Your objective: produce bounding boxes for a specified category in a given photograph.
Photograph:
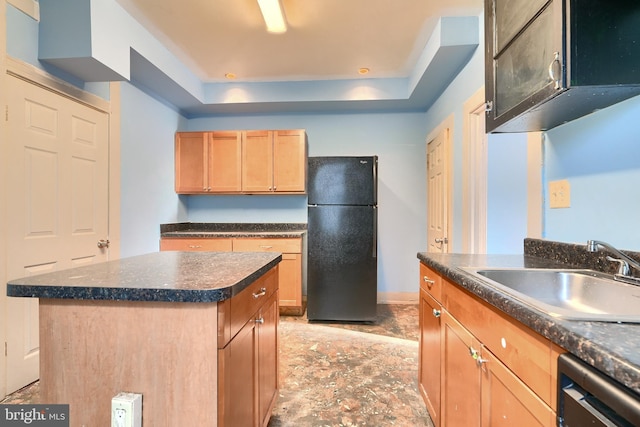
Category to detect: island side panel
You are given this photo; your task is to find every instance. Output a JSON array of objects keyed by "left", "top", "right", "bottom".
[{"left": 39, "top": 299, "right": 219, "bottom": 426}]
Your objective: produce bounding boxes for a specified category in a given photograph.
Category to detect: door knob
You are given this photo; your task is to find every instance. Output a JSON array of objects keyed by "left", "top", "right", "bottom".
[{"left": 97, "top": 239, "right": 110, "bottom": 249}]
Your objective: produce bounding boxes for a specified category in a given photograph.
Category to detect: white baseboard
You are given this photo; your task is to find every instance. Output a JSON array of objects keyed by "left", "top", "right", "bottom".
[{"left": 377, "top": 292, "right": 419, "bottom": 304}]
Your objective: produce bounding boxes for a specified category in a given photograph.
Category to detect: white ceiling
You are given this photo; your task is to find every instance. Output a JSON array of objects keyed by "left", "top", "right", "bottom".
[{"left": 114, "top": 0, "right": 483, "bottom": 84}]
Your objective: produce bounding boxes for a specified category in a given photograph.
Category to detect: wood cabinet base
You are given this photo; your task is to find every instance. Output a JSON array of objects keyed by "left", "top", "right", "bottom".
[{"left": 40, "top": 299, "right": 219, "bottom": 426}]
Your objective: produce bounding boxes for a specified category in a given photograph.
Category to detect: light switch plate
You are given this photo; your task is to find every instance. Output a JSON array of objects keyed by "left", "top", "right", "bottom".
[{"left": 549, "top": 179, "right": 571, "bottom": 208}]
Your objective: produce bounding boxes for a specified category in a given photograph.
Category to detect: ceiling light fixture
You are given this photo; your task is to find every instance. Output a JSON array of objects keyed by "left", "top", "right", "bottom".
[
  {"left": 257, "top": 0, "right": 287, "bottom": 34},
  {"left": 358, "top": 68, "right": 370, "bottom": 75}
]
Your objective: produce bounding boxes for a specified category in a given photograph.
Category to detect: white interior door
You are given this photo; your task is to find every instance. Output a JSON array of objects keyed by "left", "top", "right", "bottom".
[
  {"left": 427, "top": 125, "right": 450, "bottom": 253},
  {"left": 6, "top": 74, "right": 110, "bottom": 393},
  {"left": 462, "top": 88, "right": 488, "bottom": 253}
]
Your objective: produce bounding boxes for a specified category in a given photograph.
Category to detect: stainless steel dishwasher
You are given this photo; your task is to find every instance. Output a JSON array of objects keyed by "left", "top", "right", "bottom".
[{"left": 558, "top": 353, "right": 640, "bottom": 426}]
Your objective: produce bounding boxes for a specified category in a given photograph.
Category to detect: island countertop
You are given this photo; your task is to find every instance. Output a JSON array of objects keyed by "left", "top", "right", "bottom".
[{"left": 7, "top": 251, "right": 282, "bottom": 303}]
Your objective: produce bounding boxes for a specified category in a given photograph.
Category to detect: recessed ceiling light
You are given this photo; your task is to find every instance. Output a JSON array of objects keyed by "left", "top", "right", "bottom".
[
  {"left": 225, "top": 73, "right": 236, "bottom": 80},
  {"left": 358, "top": 68, "right": 370, "bottom": 75}
]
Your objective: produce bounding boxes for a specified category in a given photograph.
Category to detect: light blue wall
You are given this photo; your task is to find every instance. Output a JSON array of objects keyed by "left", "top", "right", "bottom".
[
  {"left": 6, "top": 3, "right": 110, "bottom": 99},
  {"left": 187, "top": 113, "right": 428, "bottom": 295},
  {"left": 486, "top": 133, "right": 529, "bottom": 253},
  {"left": 543, "top": 95, "right": 640, "bottom": 251},
  {"left": 119, "top": 83, "right": 189, "bottom": 257},
  {"left": 422, "top": 12, "right": 529, "bottom": 254}
]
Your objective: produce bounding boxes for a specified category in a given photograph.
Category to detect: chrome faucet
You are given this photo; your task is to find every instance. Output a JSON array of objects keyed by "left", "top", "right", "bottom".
[{"left": 587, "top": 240, "right": 640, "bottom": 285}]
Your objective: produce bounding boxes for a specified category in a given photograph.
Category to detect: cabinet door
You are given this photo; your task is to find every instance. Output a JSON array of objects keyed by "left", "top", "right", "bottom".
[
  {"left": 257, "top": 291, "right": 279, "bottom": 427},
  {"left": 441, "top": 310, "right": 481, "bottom": 427},
  {"left": 481, "top": 349, "right": 555, "bottom": 427},
  {"left": 278, "top": 253, "right": 302, "bottom": 310},
  {"left": 210, "top": 131, "right": 242, "bottom": 192},
  {"left": 273, "top": 130, "right": 306, "bottom": 192},
  {"left": 175, "top": 132, "right": 208, "bottom": 193},
  {"left": 219, "top": 319, "right": 259, "bottom": 427},
  {"left": 485, "top": 0, "right": 563, "bottom": 130},
  {"left": 242, "top": 130, "right": 273, "bottom": 192},
  {"left": 419, "top": 288, "right": 442, "bottom": 426}
]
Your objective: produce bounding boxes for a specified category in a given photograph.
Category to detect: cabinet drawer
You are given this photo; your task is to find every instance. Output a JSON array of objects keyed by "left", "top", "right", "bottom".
[
  {"left": 442, "top": 279, "right": 556, "bottom": 409},
  {"left": 160, "top": 238, "right": 232, "bottom": 252},
  {"left": 218, "top": 265, "right": 279, "bottom": 348},
  {"left": 233, "top": 238, "right": 301, "bottom": 254},
  {"left": 420, "top": 263, "right": 442, "bottom": 302}
]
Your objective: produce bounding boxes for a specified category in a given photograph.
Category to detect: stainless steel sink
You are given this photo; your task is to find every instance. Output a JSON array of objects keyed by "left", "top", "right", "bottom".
[{"left": 459, "top": 267, "right": 640, "bottom": 322}]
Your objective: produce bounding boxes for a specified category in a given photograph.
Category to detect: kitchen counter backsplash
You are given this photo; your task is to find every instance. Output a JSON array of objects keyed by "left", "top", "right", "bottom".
[{"left": 524, "top": 238, "right": 640, "bottom": 275}]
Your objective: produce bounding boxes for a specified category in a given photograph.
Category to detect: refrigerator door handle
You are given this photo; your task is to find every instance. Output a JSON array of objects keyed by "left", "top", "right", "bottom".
[{"left": 373, "top": 206, "right": 377, "bottom": 258}]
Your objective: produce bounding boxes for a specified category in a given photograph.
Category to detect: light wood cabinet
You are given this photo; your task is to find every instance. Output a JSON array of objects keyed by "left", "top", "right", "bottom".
[
  {"left": 175, "top": 129, "right": 306, "bottom": 195},
  {"left": 175, "top": 131, "right": 242, "bottom": 194},
  {"left": 418, "top": 262, "right": 561, "bottom": 427},
  {"left": 218, "top": 267, "right": 279, "bottom": 427},
  {"left": 159, "top": 237, "right": 232, "bottom": 252},
  {"left": 441, "top": 310, "right": 482, "bottom": 427},
  {"left": 161, "top": 236, "right": 304, "bottom": 315},
  {"left": 242, "top": 130, "right": 306, "bottom": 193},
  {"left": 418, "top": 264, "right": 442, "bottom": 426}
]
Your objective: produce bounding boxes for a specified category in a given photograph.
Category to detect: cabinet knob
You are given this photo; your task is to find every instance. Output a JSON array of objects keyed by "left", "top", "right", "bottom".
[
  {"left": 252, "top": 287, "right": 267, "bottom": 299},
  {"left": 432, "top": 308, "right": 441, "bottom": 318},
  {"left": 255, "top": 317, "right": 265, "bottom": 324},
  {"left": 469, "top": 346, "right": 489, "bottom": 366}
]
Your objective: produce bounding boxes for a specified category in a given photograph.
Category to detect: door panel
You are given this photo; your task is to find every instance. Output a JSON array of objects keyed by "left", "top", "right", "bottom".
[
  {"left": 6, "top": 75, "right": 109, "bottom": 394},
  {"left": 427, "top": 127, "right": 449, "bottom": 253}
]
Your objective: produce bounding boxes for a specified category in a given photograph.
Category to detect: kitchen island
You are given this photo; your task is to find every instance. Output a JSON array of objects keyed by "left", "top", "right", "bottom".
[{"left": 7, "top": 251, "right": 282, "bottom": 427}]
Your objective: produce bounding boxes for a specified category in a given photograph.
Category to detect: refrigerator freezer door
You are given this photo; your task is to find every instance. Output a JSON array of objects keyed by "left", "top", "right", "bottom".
[
  {"left": 307, "top": 156, "right": 377, "bottom": 206},
  {"left": 307, "top": 205, "right": 377, "bottom": 322}
]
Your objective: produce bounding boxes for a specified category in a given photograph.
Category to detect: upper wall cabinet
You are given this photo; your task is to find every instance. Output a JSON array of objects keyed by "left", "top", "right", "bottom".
[
  {"left": 485, "top": 0, "right": 640, "bottom": 133},
  {"left": 242, "top": 130, "right": 307, "bottom": 193},
  {"left": 175, "top": 131, "right": 242, "bottom": 193},
  {"left": 175, "top": 129, "right": 306, "bottom": 195}
]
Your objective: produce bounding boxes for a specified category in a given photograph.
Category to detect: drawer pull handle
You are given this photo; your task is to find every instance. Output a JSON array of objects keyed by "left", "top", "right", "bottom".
[
  {"left": 260, "top": 245, "right": 273, "bottom": 249},
  {"left": 423, "top": 276, "right": 435, "bottom": 287},
  {"left": 188, "top": 245, "right": 202, "bottom": 248},
  {"left": 253, "top": 287, "right": 267, "bottom": 299},
  {"left": 432, "top": 308, "right": 441, "bottom": 318},
  {"left": 255, "top": 317, "right": 265, "bottom": 324}
]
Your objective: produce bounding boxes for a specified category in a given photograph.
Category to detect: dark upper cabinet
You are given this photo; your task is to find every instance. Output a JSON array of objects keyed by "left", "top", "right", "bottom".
[{"left": 485, "top": 0, "right": 640, "bottom": 133}]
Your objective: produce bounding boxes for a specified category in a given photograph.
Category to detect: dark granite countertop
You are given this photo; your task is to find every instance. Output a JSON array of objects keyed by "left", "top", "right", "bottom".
[
  {"left": 417, "top": 241, "right": 640, "bottom": 396},
  {"left": 160, "top": 222, "right": 307, "bottom": 239},
  {"left": 7, "top": 251, "right": 281, "bottom": 303}
]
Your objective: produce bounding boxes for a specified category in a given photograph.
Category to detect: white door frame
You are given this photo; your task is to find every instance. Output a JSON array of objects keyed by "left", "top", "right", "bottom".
[
  {"left": 426, "top": 114, "right": 454, "bottom": 253},
  {"left": 1, "top": 55, "right": 121, "bottom": 398},
  {"left": 1, "top": 0, "right": 9, "bottom": 400},
  {"left": 462, "top": 87, "right": 488, "bottom": 253}
]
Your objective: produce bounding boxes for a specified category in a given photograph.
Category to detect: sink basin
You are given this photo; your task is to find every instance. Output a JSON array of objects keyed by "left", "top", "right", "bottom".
[{"left": 459, "top": 267, "right": 640, "bottom": 323}]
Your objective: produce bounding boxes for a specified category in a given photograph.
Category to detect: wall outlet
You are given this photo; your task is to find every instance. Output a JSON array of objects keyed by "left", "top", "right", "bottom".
[
  {"left": 549, "top": 179, "right": 571, "bottom": 209},
  {"left": 112, "top": 392, "right": 142, "bottom": 427}
]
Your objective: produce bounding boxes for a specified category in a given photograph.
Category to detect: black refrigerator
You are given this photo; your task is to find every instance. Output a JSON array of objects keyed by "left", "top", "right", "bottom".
[{"left": 307, "top": 156, "right": 378, "bottom": 322}]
